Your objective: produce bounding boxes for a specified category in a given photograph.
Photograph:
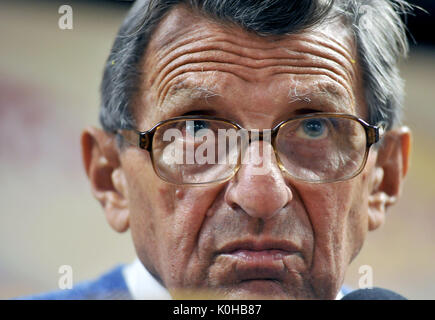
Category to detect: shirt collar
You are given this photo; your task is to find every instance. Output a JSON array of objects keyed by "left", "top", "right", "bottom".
[{"left": 122, "top": 258, "right": 171, "bottom": 300}]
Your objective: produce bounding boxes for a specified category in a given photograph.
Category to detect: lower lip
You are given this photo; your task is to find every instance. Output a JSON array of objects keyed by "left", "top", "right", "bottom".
[{"left": 218, "top": 250, "right": 301, "bottom": 284}]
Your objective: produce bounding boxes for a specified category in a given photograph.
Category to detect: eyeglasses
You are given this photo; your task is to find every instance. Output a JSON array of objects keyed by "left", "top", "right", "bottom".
[{"left": 116, "top": 113, "right": 386, "bottom": 185}]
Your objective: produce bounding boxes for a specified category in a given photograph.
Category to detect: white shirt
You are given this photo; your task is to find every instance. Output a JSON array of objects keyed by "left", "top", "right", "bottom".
[
  {"left": 122, "top": 259, "right": 172, "bottom": 300},
  {"left": 123, "top": 258, "right": 345, "bottom": 300}
]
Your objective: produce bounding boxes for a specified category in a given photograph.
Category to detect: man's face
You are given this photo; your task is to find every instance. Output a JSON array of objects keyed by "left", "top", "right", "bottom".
[{"left": 98, "top": 6, "right": 396, "bottom": 299}]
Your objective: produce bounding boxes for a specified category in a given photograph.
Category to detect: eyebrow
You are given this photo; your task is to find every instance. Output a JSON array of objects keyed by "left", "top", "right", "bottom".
[
  {"left": 289, "top": 80, "right": 341, "bottom": 102},
  {"left": 159, "top": 82, "right": 221, "bottom": 109},
  {"left": 288, "top": 81, "right": 354, "bottom": 114},
  {"left": 188, "top": 86, "right": 222, "bottom": 100},
  {"left": 161, "top": 79, "right": 354, "bottom": 115}
]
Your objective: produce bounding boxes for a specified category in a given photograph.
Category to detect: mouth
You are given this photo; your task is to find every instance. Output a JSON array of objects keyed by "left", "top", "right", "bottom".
[
  {"left": 216, "top": 239, "right": 302, "bottom": 282},
  {"left": 227, "top": 249, "right": 292, "bottom": 261}
]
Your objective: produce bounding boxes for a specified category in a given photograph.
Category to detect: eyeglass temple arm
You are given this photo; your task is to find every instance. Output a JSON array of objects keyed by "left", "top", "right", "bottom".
[
  {"left": 116, "top": 130, "right": 151, "bottom": 151},
  {"left": 368, "top": 121, "right": 387, "bottom": 145}
]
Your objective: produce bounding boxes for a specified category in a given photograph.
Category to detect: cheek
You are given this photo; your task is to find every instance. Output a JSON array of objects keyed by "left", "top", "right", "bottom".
[
  {"left": 158, "top": 186, "right": 224, "bottom": 289},
  {"left": 346, "top": 155, "right": 376, "bottom": 260},
  {"left": 124, "top": 149, "right": 222, "bottom": 289},
  {"left": 122, "top": 150, "right": 165, "bottom": 276},
  {"left": 295, "top": 175, "right": 370, "bottom": 297}
]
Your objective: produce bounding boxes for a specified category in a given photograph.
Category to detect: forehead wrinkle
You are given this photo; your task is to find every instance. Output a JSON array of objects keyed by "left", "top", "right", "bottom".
[
  {"left": 304, "top": 31, "right": 355, "bottom": 64},
  {"left": 151, "top": 20, "right": 299, "bottom": 67},
  {"left": 154, "top": 33, "right": 299, "bottom": 69},
  {"left": 219, "top": 33, "right": 356, "bottom": 77},
  {"left": 149, "top": 38, "right": 355, "bottom": 110},
  {"left": 150, "top": 33, "right": 354, "bottom": 90},
  {"left": 153, "top": 40, "right": 354, "bottom": 107},
  {"left": 154, "top": 45, "right": 352, "bottom": 91},
  {"left": 285, "top": 39, "right": 356, "bottom": 87},
  {"left": 147, "top": 14, "right": 356, "bottom": 86},
  {"left": 149, "top": 35, "right": 301, "bottom": 92}
]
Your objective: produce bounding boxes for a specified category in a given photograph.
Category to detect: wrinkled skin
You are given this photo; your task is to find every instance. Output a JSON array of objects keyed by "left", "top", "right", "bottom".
[{"left": 82, "top": 5, "right": 411, "bottom": 299}]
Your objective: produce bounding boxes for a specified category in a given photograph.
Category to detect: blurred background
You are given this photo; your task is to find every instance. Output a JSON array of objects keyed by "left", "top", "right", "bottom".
[{"left": 0, "top": 0, "right": 434, "bottom": 299}]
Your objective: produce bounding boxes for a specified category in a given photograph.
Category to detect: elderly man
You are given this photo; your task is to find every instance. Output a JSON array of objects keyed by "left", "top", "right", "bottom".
[{"left": 27, "top": 0, "right": 412, "bottom": 300}]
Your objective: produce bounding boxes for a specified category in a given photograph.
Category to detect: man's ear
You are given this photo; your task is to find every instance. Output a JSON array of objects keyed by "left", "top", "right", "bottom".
[
  {"left": 81, "top": 127, "right": 130, "bottom": 233},
  {"left": 368, "top": 126, "right": 411, "bottom": 231}
]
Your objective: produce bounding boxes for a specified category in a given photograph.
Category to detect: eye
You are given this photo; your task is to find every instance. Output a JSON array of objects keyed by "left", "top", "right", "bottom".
[
  {"left": 297, "top": 119, "right": 328, "bottom": 139},
  {"left": 186, "top": 120, "right": 210, "bottom": 136}
]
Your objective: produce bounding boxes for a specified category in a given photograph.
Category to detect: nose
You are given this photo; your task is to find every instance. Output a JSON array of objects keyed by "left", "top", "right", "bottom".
[{"left": 225, "top": 141, "right": 293, "bottom": 220}]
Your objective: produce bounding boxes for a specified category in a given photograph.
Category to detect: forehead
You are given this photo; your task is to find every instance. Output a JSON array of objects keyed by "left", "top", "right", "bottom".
[{"left": 135, "top": 5, "right": 364, "bottom": 128}]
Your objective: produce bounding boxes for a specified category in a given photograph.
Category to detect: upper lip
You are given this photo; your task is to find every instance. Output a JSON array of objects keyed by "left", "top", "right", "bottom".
[{"left": 217, "top": 238, "right": 301, "bottom": 255}]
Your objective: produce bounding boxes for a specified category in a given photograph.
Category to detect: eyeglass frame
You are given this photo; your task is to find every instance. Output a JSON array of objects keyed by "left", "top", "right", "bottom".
[{"left": 115, "top": 112, "right": 386, "bottom": 185}]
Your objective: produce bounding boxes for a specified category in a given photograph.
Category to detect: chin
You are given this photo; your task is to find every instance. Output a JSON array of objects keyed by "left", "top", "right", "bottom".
[
  {"left": 219, "top": 280, "right": 300, "bottom": 300},
  {"left": 170, "top": 279, "right": 315, "bottom": 300}
]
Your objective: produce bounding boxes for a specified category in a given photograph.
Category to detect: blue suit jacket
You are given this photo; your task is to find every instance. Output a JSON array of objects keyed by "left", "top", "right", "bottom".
[{"left": 17, "top": 265, "right": 132, "bottom": 300}]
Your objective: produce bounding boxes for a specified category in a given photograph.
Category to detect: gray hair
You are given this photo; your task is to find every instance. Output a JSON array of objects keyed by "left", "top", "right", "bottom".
[{"left": 100, "top": 0, "right": 412, "bottom": 135}]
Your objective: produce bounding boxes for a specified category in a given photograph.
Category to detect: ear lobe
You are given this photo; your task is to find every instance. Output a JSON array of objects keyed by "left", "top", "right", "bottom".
[
  {"left": 81, "top": 127, "right": 130, "bottom": 233},
  {"left": 367, "top": 126, "right": 412, "bottom": 231},
  {"left": 109, "top": 168, "right": 130, "bottom": 232},
  {"left": 368, "top": 189, "right": 396, "bottom": 231}
]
